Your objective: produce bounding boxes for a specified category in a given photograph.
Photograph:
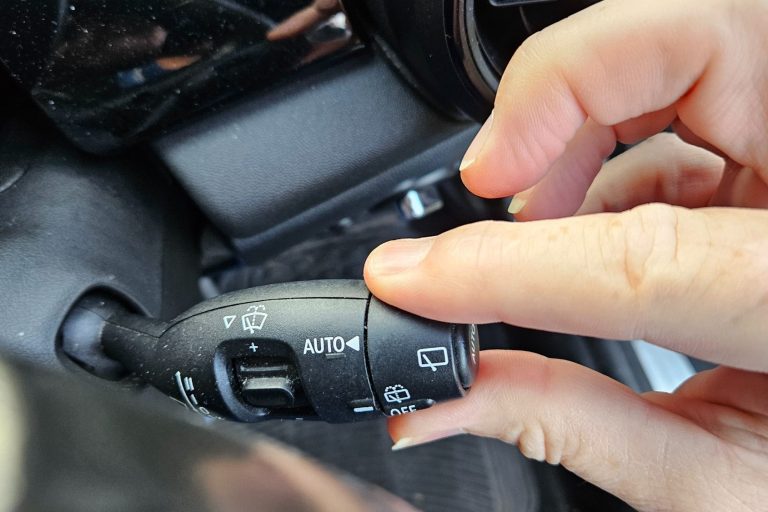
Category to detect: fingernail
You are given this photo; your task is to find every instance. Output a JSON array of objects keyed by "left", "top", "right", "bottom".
[
  {"left": 507, "top": 196, "right": 527, "bottom": 215},
  {"left": 459, "top": 111, "right": 494, "bottom": 172},
  {"left": 391, "top": 429, "right": 466, "bottom": 451},
  {"left": 367, "top": 238, "right": 433, "bottom": 276}
]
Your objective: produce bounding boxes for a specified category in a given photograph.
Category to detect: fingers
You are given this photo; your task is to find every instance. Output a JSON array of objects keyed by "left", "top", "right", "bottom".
[
  {"left": 365, "top": 206, "right": 768, "bottom": 371},
  {"left": 510, "top": 109, "right": 680, "bottom": 221},
  {"left": 504, "top": 119, "right": 617, "bottom": 221},
  {"left": 389, "top": 350, "right": 726, "bottom": 511},
  {"left": 514, "top": 128, "right": 724, "bottom": 221},
  {"left": 673, "top": 367, "right": 768, "bottom": 416},
  {"left": 460, "top": 0, "right": 716, "bottom": 196},
  {"left": 672, "top": 121, "right": 768, "bottom": 209},
  {"left": 460, "top": 0, "right": 768, "bottom": 199},
  {"left": 612, "top": 107, "right": 678, "bottom": 146},
  {"left": 644, "top": 370, "right": 768, "bottom": 457},
  {"left": 710, "top": 161, "right": 768, "bottom": 209},
  {"left": 575, "top": 133, "right": 725, "bottom": 215}
]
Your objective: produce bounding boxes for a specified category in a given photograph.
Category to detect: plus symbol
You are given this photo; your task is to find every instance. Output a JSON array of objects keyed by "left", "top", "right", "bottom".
[{"left": 248, "top": 343, "right": 258, "bottom": 353}]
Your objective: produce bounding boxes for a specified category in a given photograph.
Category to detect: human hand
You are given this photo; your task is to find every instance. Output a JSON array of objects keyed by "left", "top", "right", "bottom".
[{"left": 364, "top": 0, "right": 768, "bottom": 510}]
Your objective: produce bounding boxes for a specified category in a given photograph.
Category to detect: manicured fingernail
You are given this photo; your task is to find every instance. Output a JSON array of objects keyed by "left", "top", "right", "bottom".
[
  {"left": 367, "top": 238, "right": 433, "bottom": 276},
  {"left": 459, "top": 111, "right": 494, "bottom": 172},
  {"left": 507, "top": 196, "right": 527, "bottom": 215},
  {"left": 391, "top": 429, "right": 466, "bottom": 451}
]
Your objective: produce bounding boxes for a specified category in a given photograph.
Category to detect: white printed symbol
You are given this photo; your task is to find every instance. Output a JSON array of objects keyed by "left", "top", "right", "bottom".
[
  {"left": 241, "top": 305, "right": 268, "bottom": 334},
  {"left": 417, "top": 347, "right": 449, "bottom": 372},
  {"left": 383, "top": 385, "right": 411, "bottom": 404},
  {"left": 174, "top": 371, "right": 211, "bottom": 417},
  {"left": 346, "top": 336, "right": 360, "bottom": 351},
  {"left": 223, "top": 315, "right": 237, "bottom": 329},
  {"left": 248, "top": 342, "right": 258, "bottom": 353},
  {"left": 303, "top": 335, "right": 360, "bottom": 355}
]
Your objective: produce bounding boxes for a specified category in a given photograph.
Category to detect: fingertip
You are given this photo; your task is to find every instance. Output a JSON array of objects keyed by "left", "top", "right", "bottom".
[
  {"left": 458, "top": 116, "right": 525, "bottom": 199},
  {"left": 459, "top": 149, "right": 542, "bottom": 199},
  {"left": 387, "top": 416, "right": 405, "bottom": 444},
  {"left": 385, "top": 351, "right": 530, "bottom": 442},
  {"left": 459, "top": 112, "right": 574, "bottom": 199},
  {"left": 507, "top": 187, "right": 535, "bottom": 219},
  {"left": 364, "top": 238, "right": 445, "bottom": 325},
  {"left": 368, "top": 237, "right": 432, "bottom": 272},
  {"left": 507, "top": 196, "right": 528, "bottom": 216},
  {"left": 459, "top": 112, "right": 494, "bottom": 173},
  {"left": 363, "top": 245, "right": 394, "bottom": 301}
]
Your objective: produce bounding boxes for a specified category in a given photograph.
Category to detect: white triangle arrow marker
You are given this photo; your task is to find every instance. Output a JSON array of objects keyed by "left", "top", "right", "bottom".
[
  {"left": 223, "top": 315, "right": 237, "bottom": 329},
  {"left": 346, "top": 336, "right": 360, "bottom": 351}
]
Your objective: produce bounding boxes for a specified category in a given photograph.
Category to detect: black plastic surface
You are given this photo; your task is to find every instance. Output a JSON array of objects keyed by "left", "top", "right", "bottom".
[
  {"left": 345, "top": 0, "right": 494, "bottom": 120},
  {"left": 521, "top": 0, "right": 601, "bottom": 34},
  {"left": 367, "top": 298, "right": 471, "bottom": 416},
  {"left": 59, "top": 293, "right": 132, "bottom": 380},
  {"left": 470, "top": 0, "right": 602, "bottom": 92},
  {"left": 101, "top": 280, "right": 478, "bottom": 423},
  {"left": 347, "top": 0, "right": 602, "bottom": 122},
  {"left": 0, "top": 111, "right": 200, "bottom": 371},
  {"left": 154, "top": 54, "right": 478, "bottom": 262},
  {"left": 0, "top": 0, "right": 358, "bottom": 153}
]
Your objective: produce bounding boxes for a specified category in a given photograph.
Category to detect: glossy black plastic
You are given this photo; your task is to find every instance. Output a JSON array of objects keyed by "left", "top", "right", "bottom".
[
  {"left": 0, "top": 0, "right": 357, "bottom": 153},
  {"left": 346, "top": 0, "right": 600, "bottom": 121},
  {"left": 345, "top": 0, "right": 500, "bottom": 120},
  {"left": 469, "top": 0, "right": 602, "bottom": 94}
]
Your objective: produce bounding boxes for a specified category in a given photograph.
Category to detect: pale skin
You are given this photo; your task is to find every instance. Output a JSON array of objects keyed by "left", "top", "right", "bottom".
[{"left": 363, "top": 0, "right": 768, "bottom": 510}]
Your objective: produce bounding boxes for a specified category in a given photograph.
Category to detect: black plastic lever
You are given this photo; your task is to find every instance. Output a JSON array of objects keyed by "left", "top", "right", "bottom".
[{"left": 83, "top": 280, "right": 478, "bottom": 423}]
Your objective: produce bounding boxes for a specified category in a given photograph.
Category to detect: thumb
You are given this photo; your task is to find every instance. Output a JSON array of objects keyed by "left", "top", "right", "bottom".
[
  {"left": 387, "top": 350, "right": 725, "bottom": 511},
  {"left": 364, "top": 205, "right": 768, "bottom": 371}
]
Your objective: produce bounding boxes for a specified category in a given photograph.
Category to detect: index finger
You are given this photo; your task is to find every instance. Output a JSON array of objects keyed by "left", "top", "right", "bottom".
[
  {"left": 364, "top": 206, "right": 768, "bottom": 372},
  {"left": 460, "top": 0, "right": 723, "bottom": 197}
]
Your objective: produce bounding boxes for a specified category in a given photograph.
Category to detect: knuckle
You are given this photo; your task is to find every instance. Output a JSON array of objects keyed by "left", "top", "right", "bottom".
[
  {"left": 505, "top": 30, "right": 566, "bottom": 101},
  {"left": 645, "top": 131, "right": 682, "bottom": 150},
  {"left": 490, "top": 354, "right": 571, "bottom": 466},
  {"left": 498, "top": 409, "right": 570, "bottom": 467},
  {"left": 608, "top": 203, "right": 686, "bottom": 302},
  {"left": 516, "top": 422, "right": 550, "bottom": 462},
  {"left": 514, "top": 30, "right": 552, "bottom": 70},
  {"left": 606, "top": 205, "right": 768, "bottom": 358}
]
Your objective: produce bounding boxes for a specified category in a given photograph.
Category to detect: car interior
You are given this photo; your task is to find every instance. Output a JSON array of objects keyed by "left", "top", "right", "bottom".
[{"left": 0, "top": 1, "right": 713, "bottom": 510}]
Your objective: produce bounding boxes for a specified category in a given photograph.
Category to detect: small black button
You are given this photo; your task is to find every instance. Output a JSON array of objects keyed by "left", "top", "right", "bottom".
[{"left": 348, "top": 398, "right": 379, "bottom": 415}]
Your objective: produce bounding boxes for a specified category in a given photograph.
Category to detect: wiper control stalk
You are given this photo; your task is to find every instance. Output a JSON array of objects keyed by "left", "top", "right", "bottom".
[{"left": 63, "top": 280, "right": 479, "bottom": 423}]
